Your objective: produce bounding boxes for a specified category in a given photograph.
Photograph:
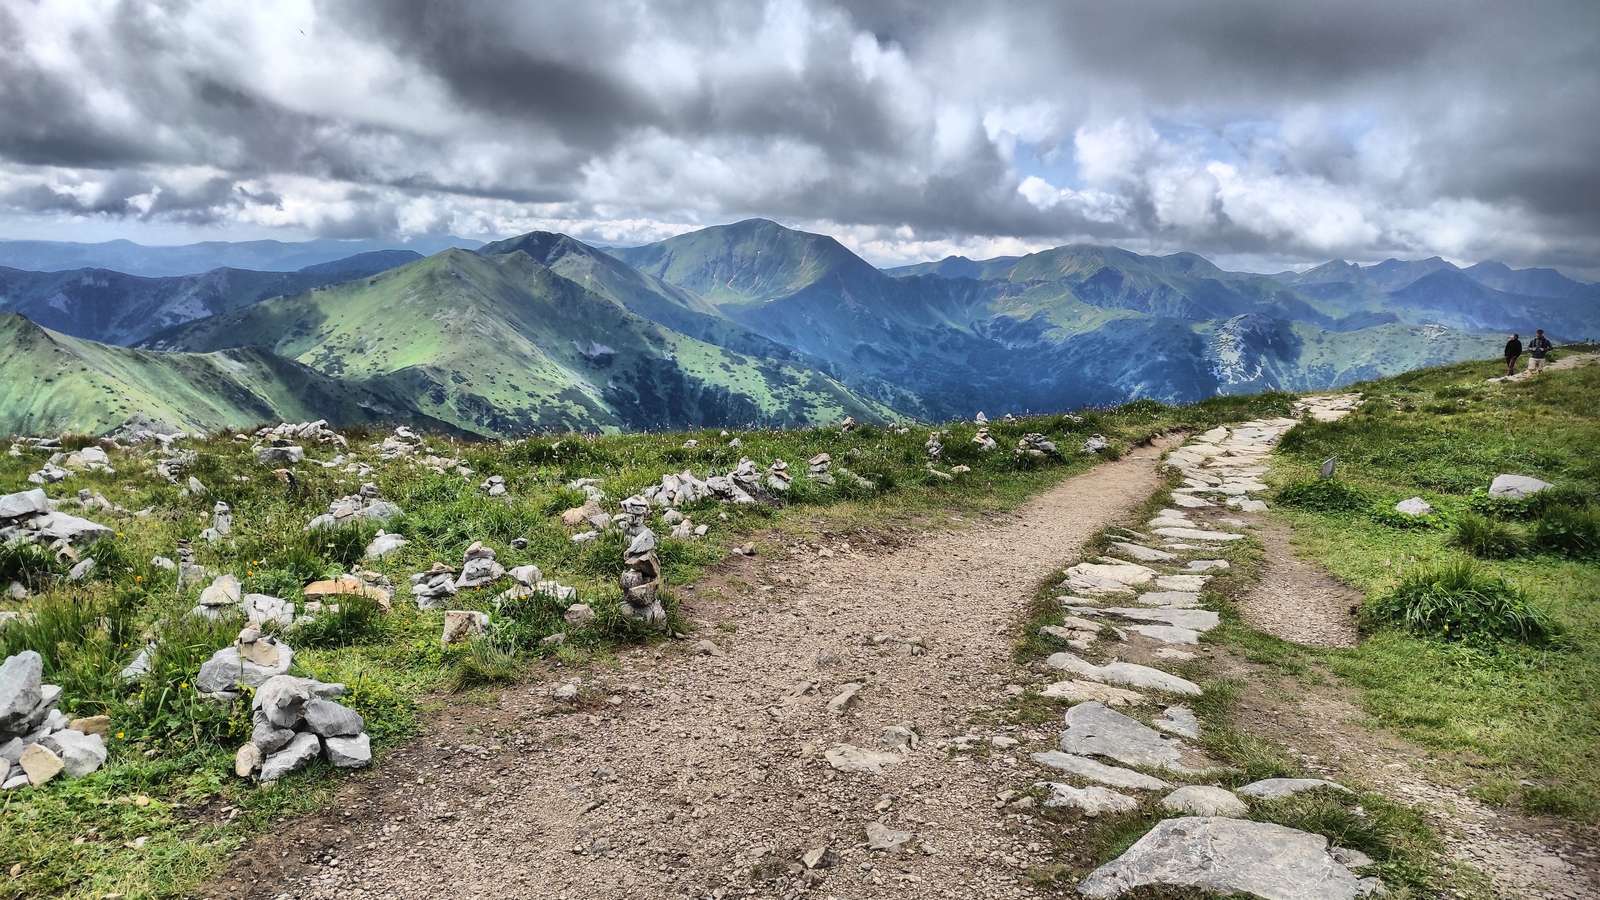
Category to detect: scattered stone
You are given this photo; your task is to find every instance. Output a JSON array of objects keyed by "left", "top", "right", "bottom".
[
  {"left": 802, "top": 846, "right": 837, "bottom": 870},
  {"left": 1064, "top": 561, "right": 1156, "bottom": 595},
  {"left": 880, "top": 724, "right": 919, "bottom": 751},
  {"left": 1236, "top": 777, "right": 1351, "bottom": 800},
  {"left": 365, "top": 531, "right": 408, "bottom": 559},
  {"left": 824, "top": 744, "right": 902, "bottom": 774},
  {"left": 441, "top": 610, "right": 490, "bottom": 645},
  {"left": 1162, "top": 786, "right": 1248, "bottom": 817},
  {"left": 1394, "top": 497, "right": 1433, "bottom": 516},
  {"left": 1046, "top": 651, "right": 1202, "bottom": 696},
  {"left": 1030, "top": 751, "right": 1169, "bottom": 791},
  {"left": 827, "top": 682, "right": 864, "bottom": 714},
  {"left": 1078, "top": 816, "right": 1383, "bottom": 899},
  {"left": 1153, "top": 705, "right": 1200, "bottom": 740},
  {"left": 67, "top": 715, "right": 110, "bottom": 737},
  {"left": 563, "top": 604, "right": 596, "bottom": 627},
  {"left": 1038, "top": 781, "right": 1138, "bottom": 816},
  {"left": 235, "top": 742, "right": 262, "bottom": 777},
  {"left": 1152, "top": 526, "right": 1245, "bottom": 542},
  {"left": 865, "top": 821, "right": 913, "bottom": 852},
  {"left": 255, "top": 444, "right": 304, "bottom": 466},
  {"left": 480, "top": 475, "right": 507, "bottom": 497},
  {"left": 1108, "top": 542, "right": 1175, "bottom": 563},
  {"left": 41, "top": 729, "right": 107, "bottom": 777},
  {"left": 1489, "top": 473, "right": 1552, "bottom": 499},
  {"left": 1184, "top": 559, "right": 1229, "bottom": 573}
]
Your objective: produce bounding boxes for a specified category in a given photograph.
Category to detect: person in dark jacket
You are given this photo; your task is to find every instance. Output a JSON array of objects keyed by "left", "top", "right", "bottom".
[
  {"left": 1504, "top": 334, "right": 1522, "bottom": 375},
  {"left": 1527, "top": 329, "right": 1553, "bottom": 373}
]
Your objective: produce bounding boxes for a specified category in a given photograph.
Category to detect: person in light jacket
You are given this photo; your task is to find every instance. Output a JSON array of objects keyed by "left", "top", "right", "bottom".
[{"left": 1527, "top": 329, "right": 1553, "bottom": 373}]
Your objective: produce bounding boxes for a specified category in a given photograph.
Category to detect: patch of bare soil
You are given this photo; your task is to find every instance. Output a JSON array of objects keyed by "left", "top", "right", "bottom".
[
  {"left": 1236, "top": 519, "right": 1361, "bottom": 648},
  {"left": 203, "top": 440, "right": 1179, "bottom": 900}
]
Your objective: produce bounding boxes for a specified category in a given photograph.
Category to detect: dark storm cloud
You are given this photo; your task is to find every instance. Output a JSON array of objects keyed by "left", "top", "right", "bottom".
[{"left": 0, "top": 0, "right": 1595, "bottom": 270}]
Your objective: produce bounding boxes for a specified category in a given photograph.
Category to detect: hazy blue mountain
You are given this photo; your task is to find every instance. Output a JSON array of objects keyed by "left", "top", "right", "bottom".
[
  {"left": 0, "top": 235, "right": 477, "bottom": 277},
  {"left": 0, "top": 251, "right": 421, "bottom": 345},
  {"left": 884, "top": 255, "right": 1022, "bottom": 279},
  {"left": 1462, "top": 261, "right": 1596, "bottom": 299}
]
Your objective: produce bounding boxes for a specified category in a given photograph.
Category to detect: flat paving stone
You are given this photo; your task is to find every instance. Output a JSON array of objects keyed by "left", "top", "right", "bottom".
[{"left": 1031, "top": 750, "right": 1170, "bottom": 791}]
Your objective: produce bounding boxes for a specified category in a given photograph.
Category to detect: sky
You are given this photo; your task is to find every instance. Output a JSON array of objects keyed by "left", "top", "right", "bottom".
[{"left": 1, "top": 0, "right": 1597, "bottom": 276}]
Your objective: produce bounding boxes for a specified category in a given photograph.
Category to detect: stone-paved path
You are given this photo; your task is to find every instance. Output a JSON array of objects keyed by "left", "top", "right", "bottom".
[{"left": 204, "top": 439, "right": 1181, "bottom": 900}]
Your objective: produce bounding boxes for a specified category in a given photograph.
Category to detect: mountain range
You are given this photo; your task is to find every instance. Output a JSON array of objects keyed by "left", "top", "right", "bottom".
[
  {"left": 1, "top": 220, "right": 1595, "bottom": 437},
  {"left": 0, "top": 235, "right": 477, "bottom": 277}
]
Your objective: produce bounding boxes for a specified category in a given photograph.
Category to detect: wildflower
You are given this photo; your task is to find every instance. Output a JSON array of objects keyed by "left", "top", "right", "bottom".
[
  {"left": 116, "top": 731, "right": 125, "bottom": 739},
  {"left": 179, "top": 681, "right": 188, "bottom": 689}
]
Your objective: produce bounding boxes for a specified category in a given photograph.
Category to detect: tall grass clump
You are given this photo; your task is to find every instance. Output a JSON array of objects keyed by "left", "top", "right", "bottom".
[
  {"left": 1360, "top": 561, "right": 1555, "bottom": 646},
  {"left": 1530, "top": 503, "right": 1600, "bottom": 559},
  {"left": 1447, "top": 512, "right": 1527, "bottom": 559},
  {"left": 290, "top": 592, "right": 388, "bottom": 647}
]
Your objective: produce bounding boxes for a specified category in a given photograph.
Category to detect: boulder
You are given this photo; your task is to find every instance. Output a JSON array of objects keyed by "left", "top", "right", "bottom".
[
  {"left": 0, "top": 489, "right": 49, "bottom": 520},
  {"left": 302, "top": 698, "right": 364, "bottom": 738},
  {"left": 1078, "top": 816, "right": 1382, "bottom": 899},
  {"left": 1394, "top": 497, "right": 1433, "bottom": 516},
  {"left": 1489, "top": 474, "right": 1552, "bottom": 499},
  {"left": 0, "top": 651, "right": 44, "bottom": 733}
]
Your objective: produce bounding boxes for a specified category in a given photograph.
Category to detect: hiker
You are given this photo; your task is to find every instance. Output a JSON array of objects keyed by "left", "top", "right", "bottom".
[
  {"left": 1504, "top": 333, "right": 1522, "bottom": 376},
  {"left": 1527, "top": 329, "right": 1553, "bottom": 373}
]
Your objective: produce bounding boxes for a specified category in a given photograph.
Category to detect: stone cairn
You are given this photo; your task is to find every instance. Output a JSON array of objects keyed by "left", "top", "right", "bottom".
[
  {"left": 614, "top": 495, "right": 652, "bottom": 538},
  {"left": 410, "top": 563, "right": 458, "bottom": 610},
  {"left": 1081, "top": 434, "right": 1109, "bottom": 454},
  {"left": 455, "top": 542, "right": 506, "bottom": 589},
  {"left": 839, "top": 416, "right": 857, "bottom": 433},
  {"left": 155, "top": 448, "right": 197, "bottom": 483},
  {"left": 195, "top": 626, "right": 293, "bottom": 701},
  {"left": 480, "top": 475, "right": 507, "bottom": 497},
  {"left": 0, "top": 487, "right": 112, "bottom": 558},
  {"left": 924, "top": 432, "right": 944, "bottom": 460},
  {"left": 237, "top": 674, "right": 371, "bottom": 783},
  {"left": 808, "top": 453, "right": 834, "bottom": 486},
  {"left": 1015, "top": 432, "right": 1059, "bottom": 461},
  {"left": 766, "top": 459, "right": 792, "bottom": 493},
  {"left": 201, "top": 501, "right": 232, "bottom": 542},
  {"left": 1, "top": 651, "right": 108, "bottom": 790},
  {"left": 973, "top": 427, "right": 997, "bottom": 452},
  {"left": 304, "top": 483, "right": 402, "bottom": 531},
  {"left": 619, "top": 528, "right": 666, "bottom": 626}
]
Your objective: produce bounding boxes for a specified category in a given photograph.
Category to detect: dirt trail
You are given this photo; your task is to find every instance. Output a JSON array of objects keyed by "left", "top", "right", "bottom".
[
  {"left": 207, "top": 439, "right": 1179, "bottom": 900},
  {"left": 1236, "top": 519, "right": 1360, "bottom": 648}
]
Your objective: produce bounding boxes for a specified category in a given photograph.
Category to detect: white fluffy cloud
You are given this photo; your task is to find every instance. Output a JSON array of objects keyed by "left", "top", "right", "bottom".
[{"left": 0, "top": 0, "right": 1595, "bottom": 275}]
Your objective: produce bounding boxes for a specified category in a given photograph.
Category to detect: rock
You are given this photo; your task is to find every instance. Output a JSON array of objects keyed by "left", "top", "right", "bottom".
[
  {"left": 67, "top": 715, "right": 110, "bottom": 737},
  {"left": 242, "top": 593, "right": 294, "bottom": 628},
  {"left": 324, "top": 732, "right": 372, "bottom": 768},
  {"left": 1394, "top": 497, "right": 1433, "bottom": 516},
  {"left": 551, "top": 681, "right": 581, "bottom": 703},
  {"left": 1152, "top": 527, "right": 1244, "bottom": 542},
  {"left": 563, "top": 604, "right": 596, "bottom": 627},
  {"left": 1078, "top": 816, "right": 1382, "bottom": 899},
  {"left": 1489, "top": 473, "right": 1552, "bottom": 499},
  {"left": 235, "top": 743, "right": 262, "bottom": 777},
  {"left": 1153, "top": 573, "right": 1208, "bottom": 592},
  {"left": 1039, "top": 679, "right": 1146, "bottom": 706},
  {"left": 865, "top": 821, "right": 913, "bottom": 852},
  {"left": 197, "top": 574, "right": 242, "bottom": 610},
  {"left": 0, "top": 488, "right": 49, "bottom": 520},
  {"left": 259, "top": 732, "right": 322, "bottom": 782},
  {"left": 480, "top": 475, "right": 507, "bottom": 496},
  {"left": 19, "top": 743, "right": 64, "bottom": 785},
  {"left": 195, "top": 636, "right": 293, "bottom": 694},
  {"left": 1153, "top": 705, "right": 1201, "bottom": 740},
  {"left": 1127, "top": 590, "right": 1201, "bottom": 608},
  {"left": 409, "top": 564, "right": 458, "bottom": 610},
  {"left": 827, "top": 682, "right": 864, "bottom": 714},
  {"left": 1064, "top": 561, "right": 1156, "bottom": 595},
  {"left": 1161, "top": 786, "right": 1247, "bottom": 817},
  {"left": 1039, "top": 781, "right": 1139, "bottom": 816},
  {"left": 824, "top": 744, "right": 902, "bottom": 775},
  {"left": 1045, "top": 651, "right": 1202, "bottom": 696},
  {"left": 1098, "top": 608, "right": 1219, "bottom": 632},
  {"left": 454, "top": 542, "right": 506, "bottom": 589},
  {"left": 1332, "top": 848, "right": 1375, "bottom": 869},
  {"left": 801, "top": 846, "right": 837, "bottom": 869},
  {"left": 1184, "top": 559, "right": 1229, "bottom": 573},
  {"left": 441, "top": 610, "right": 490, "bottom": 645},
  {"left": 1058, "top": 701, "right": 1197, "bottom": 772},
  {"left": 66, "top": 557, "right": 96, "bottom": 581},
  {"left": 694, "top": 639, "right": 723, "bottom": 657},
  {"left": 0, "top": 651, "right": 45, "bottom": 733},
  {"left": 1108, "top": 542, "right": 1175, "bottom": 563},
  {"left": 256, "top": 445, "right": 305, "bottom": 465},
  {"left": 880, "top": 724, "right": 919, "bottom": 751},
  {"left": 39, "top": 729, "right": 106, "bottom": 777},
  {"left": 365, "top": 531, "right": 409, "bottom": 559},
  {"left": 1236, "top": 777, "right": 1351, "bottom": 799},
  {"left": 251, "top": 710, "right": 296, "bottom": 754},
  {"left": 302, "top": 698, "right": 363, "bottom": 738},
  {"left": 1030, "top": 751, "right": 1169, "bottom": 791},
  {"left": 120, "top": 645, "right": 154, "bottom": 682},
  {"left": 253, "top": 675, "right": 338, "bottom": 729},
  {"left": 1081, "top": 434, "right": 1110, "bottom": 454}
]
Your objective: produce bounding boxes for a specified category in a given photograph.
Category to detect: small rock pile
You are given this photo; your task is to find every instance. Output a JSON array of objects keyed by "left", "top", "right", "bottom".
[
  {"left": 808, "top": 453, "right": 834, "bottom": 486},
  {"left": 766, "top": 459, "right": 791, "bottom": 493},
  {"left": 410, "top": 563, "right": 458, "bottom": 610},
  {"left": 377, "top": 426, "right": 423, "bottom": 460},
  {"left": 155, "top": 448, "right": 197, "bottom": 482},
  {"left": 237, "top": 674, "right": 370, "bottom": 783},
  {"left": 1082, "top": 434, "right": 1109, "bottom": 454},
  {"left": 1, "top": 651, "right": 108, "bottom": 789},
  {"left": 480, "top": 475, "right": 507, "bottom": 497},
  {"left": 195, "top": 627, "right": 294, "bottom": 700},
  {"left": 495, "top": 564, "right": 577, "bottom": 604},
  {"left": 619, "top": 528, "right": 665, "bottom": 626},
  {"left": 201, "top": 501, "right": 232, "bottom": 542},
  {"left": 455, "top": 542, "right": 506, "bottom": 589},
  {"left": 972, "top": 427, "right": 997, "bottom": 451},
  {"left": 1016, "top": 433, "right": 1059, "bottom": 460},
  {"left": 255, "top": 420, "right": 346, "bottom": 448},
  {"left": 924, "top": 432, "right": 943, "bottom": 459},
  {"left": 304, "top": 483, "right": 402, "bottom": 531}
]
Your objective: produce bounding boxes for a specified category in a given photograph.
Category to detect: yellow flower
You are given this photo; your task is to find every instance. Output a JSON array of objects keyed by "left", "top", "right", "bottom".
[
  {"left": 116, "top": 731, "right": 125, "bottom": 739},
  {"left": 179, "top": 682, "right": 188, "bottom": 689}
]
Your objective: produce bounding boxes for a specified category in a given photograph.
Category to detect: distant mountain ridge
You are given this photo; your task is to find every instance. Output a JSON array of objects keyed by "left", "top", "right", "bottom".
[
  {"left": 1, "top": 218, "right": 1595, "bottom": 438},
  {"left": 0, "top": 235, "right": 478, "bottom": 277}
]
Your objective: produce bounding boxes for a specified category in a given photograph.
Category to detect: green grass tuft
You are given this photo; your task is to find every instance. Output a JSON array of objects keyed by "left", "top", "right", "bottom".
[
  {"left": 1360, "top": 561, "right": 1555, "bottom": 646},
  {"left": 1446, "top": 512, "right": 1527, "bottom": 559}
]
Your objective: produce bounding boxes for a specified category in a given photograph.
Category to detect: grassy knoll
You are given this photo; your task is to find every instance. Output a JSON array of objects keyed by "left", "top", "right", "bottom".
[
  {"left": 1269, "top": 348, "right": 1600, "bottom": 820},
  {"left": 0, "top": 390, "right": 1289, "bottom": 899}
]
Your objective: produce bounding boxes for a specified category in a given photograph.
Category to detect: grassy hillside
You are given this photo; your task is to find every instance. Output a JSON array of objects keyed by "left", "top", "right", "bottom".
[
  {"left": 0, "top": 387, "right": 1290, "bottom": 899},
  {"left": 1266, "top": 349, "right": 1600, "bottom": 818},
  {"left": 149, "top": 250, "right": 894, "bottom": 436},
  {"left": 0, "top": 315, "right": 412, "bottom": 436}
]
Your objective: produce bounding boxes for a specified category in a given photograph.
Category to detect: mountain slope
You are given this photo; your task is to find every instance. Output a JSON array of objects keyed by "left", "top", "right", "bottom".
[
  {"left": 0, "top": 236, "right": 477, "bottom": 277},
  {"left": 0, "top": 251, "right": 421, "bottom": 344},
  {"left": 149, "top": 250, "right": 893, "bottom": 435},
  {"left": 0, "top": 314, "right": 428, "bottom": 436}
]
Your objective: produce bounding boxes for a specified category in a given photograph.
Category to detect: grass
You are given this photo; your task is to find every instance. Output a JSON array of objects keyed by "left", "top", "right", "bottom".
[
  {"left": 1270, "top": 348, "right": 1600, "bottom": 819},
  {"left": 1360, "top": 561, "right": 1555, "bottom": 646},
  {"left": 0, "top": 388, "right": 1294, "bottom": 899}
]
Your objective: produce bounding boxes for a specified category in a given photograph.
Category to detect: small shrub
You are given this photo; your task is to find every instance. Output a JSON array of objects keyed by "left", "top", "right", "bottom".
[
  {"left": 303, "top": 521, "right": 380, "bottom": 568},
  {"left": 1275, "top": 478, "right": 1369, "bottom": 514},
  {"left": 1360, "top": 561, "right": 1554, "bottom": 645},
  {"left": 1447, "top": 512, "right": 1527, "bottom": 559},
  {"left": 1368, "top": 503, "right": 1439, "bottom": 530},
  {"left": 1530, "top": 503, "right": 1600, "bottom": 559},
  {"left": 0, "top": 541, "right": 64, "bottom": 590}
]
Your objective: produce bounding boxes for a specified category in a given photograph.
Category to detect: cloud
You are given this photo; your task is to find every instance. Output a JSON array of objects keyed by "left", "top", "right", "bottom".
[{"left": 0, "top": 0, "right": 1594, "bottom": 275}]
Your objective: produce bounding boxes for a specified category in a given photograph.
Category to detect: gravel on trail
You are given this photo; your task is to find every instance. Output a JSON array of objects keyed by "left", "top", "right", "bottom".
[{"left": 203, "top": 439, "right": 1180, "bottom": 900}]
